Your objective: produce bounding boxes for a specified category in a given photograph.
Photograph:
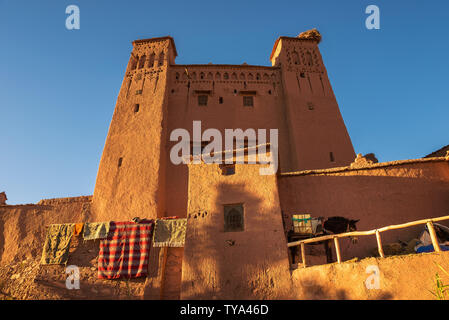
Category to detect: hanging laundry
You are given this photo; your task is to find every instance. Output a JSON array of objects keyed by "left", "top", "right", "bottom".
[
  {"left": 153, "top": 218, "right": 187, "bottom": 247},
  {"left": 83, "top": 222, "right": 110, "bottom": 240},
  {"left": 98, "top": 220, "right": 154, "bottom": 279},
  {"left": 73, "top": 223, "right": 84, "bottom": 236},
  {"left": 40, "top": 224, "right": 74, "bottom": 265}
]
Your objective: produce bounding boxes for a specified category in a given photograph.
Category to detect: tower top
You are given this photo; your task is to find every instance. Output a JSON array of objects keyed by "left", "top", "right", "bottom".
[
  {"left": 132, "top": 36, "right": 178, "bottom": 57},
  {"left": 269, "top": 29, "right": 321, "bottom": 63}
]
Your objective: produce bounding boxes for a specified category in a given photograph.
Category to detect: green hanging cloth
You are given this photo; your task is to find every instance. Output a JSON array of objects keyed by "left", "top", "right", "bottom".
[{"left": 40, "top": 223, "right": 74, "bottom": 265}]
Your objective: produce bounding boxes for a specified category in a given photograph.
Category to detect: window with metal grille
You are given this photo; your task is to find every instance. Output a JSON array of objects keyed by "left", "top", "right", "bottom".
[
  {"left": 243, "top": 96, "right": 254, "bottom": 107},
  {"left": 224, "top": 204, "right": 244, "bottom": 232},
  {"left": 198, "top": 95, "right": 208, "bottom": 106}
]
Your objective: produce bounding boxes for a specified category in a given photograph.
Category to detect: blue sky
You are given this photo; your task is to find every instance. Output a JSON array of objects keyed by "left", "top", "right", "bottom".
[{"left": 0, "top": 0, "right": 448, "bottom": 204}]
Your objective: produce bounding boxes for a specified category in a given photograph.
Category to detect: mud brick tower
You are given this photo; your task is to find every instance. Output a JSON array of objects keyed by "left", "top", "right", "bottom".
[{"left": 93, "top": 31, "right": 355, "bottom": 222}]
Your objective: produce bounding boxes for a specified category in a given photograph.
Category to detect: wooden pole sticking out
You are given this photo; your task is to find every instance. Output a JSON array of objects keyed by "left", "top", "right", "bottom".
[
  {"left": 334, "top": 237, "right": 342, "bottom": 264},
  {"left": 375, "top": 230, "right": 385, "bottom": 258},
  {"left": 159, "top": 247, "right": 169, "bottom": 299},
  {"left": 427, "top": 221, "right": 442, "bottom": 253},
  {"left": 301, "top": 243, "right": 306, "bottom": 268}
]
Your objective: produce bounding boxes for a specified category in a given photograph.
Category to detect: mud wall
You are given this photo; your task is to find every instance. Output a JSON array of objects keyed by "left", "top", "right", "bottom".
[
  {"left": 0, "top": 196, "right": 93, "bottom": 265},
  {"left": 0, "top": 196, "right": 158, "bottom": 300},
  {"left": 292, "top": 251, "right": 449, "bottom": 300},
  {"left": 181, "top": 162, "right": 292, "bottom": 299},
  {"left": 278, "top": 158, "right": 449, "bottom": 263}
]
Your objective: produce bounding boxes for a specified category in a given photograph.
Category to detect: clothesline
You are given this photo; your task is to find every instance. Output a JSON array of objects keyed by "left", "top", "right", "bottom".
[{"left": 40, "top": 216, "right": 187, "bottom": 280}]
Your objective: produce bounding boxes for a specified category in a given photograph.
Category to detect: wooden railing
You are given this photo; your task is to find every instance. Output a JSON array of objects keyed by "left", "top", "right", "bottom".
[{"left": 287, "top": 214, "right": 449, "bottom": 268}]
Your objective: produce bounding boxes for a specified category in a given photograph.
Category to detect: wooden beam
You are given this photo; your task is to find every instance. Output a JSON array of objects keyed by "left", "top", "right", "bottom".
[
  {"left": 301, "top": 243, "right": 306, "bottom": 268},
  {"left": 159, "top": 247, "right": 169, "bottom": 299},
  {"left": 287, "top": 214, "right": 449, "bottom": 248},
  {"left": 375, "top": 230, "right": 385, "bottom": 258},
  {"left": 427, "top": 221, "right": 442, "bottom": 253},
  {"left": 334, "top": 237, "right": 342, "bottom": 263}
]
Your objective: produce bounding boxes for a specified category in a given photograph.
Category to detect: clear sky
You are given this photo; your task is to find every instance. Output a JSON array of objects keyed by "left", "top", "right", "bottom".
[{"left": 0, "top": 0, "right": 448, "bottom": 204}]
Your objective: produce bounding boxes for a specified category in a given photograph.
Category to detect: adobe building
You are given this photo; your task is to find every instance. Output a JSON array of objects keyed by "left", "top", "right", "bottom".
[
  {"left": 92, "top": 29, "right": 356, "bottom": 223},
  {"left": 0, "top": 30, "right": 448, "bottom": 300}
]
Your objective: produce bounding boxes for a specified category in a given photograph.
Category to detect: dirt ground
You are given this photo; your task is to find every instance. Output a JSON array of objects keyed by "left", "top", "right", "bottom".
[{"left": 0, "top": 235, "right": 147, "bottom": 300}]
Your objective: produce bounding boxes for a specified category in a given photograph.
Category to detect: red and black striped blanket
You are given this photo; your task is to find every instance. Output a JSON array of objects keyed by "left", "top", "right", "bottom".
[{"left": 98, "top": 220, "right": 154, "bottom": 279}]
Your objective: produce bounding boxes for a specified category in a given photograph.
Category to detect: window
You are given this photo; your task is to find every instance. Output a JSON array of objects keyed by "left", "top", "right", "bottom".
[
  {"left": 224, "top": 204, "right": 244, "bottom": 232},
  {"left": 219, "top": 97, "right": 223, "bottom": 104},
  {"left": 118, "top": 157, "right": 123, "bottom": 167},
  {"left": 158, "top": 52, "right": 165, "bottom": 66},
  {"left": 330, "top": 152, "right": 335, "bottom": 162},
  {"left": 134, "top": 104, "right": 140, "bottom": 113},
  {"left": 198, "top": 95, "right": 208, "bottom": 106},
  {"left": 130, "top": 56, "right": 138, "bottom": 70},
  {"left": 243, "top": 96, "right": 254, "bottom": 107},
  {"left": 220, "top": 164, "right": 235, "bottom": 176},
  {"left": 305, "top": 51, "right": 313, "bottom": 66},
  {"left": 148, "top": 53, "right": 155, "bottom": 68},
  {"left": 292, "top": 51, "right": 300, "bottom": 65},
  {"left": 135, "top": 89, "right": 142, "bottom": 95},
  {"left": 138, "top": 55, "right": 146, "bottom": 69}
]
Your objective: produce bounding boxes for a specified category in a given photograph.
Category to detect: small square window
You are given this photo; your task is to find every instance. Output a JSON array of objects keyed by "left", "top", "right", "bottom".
[
  {"left": 224, "top": 204, "right": 244, "bottom": 232},
  {"left": 243, "top": 96, "right": 254, "bottom": 107},
  {"left": 220, "top": 164, "right": 235, "bottom": 176},
  {"left": 136, "top": 89, "right": 142, "bottom": 95},
  {"left": 198, "top": 95, "right": 208, "bottom": 106},
  {"left": 307, "top": 102, "right": 314, "bottom": 110}
]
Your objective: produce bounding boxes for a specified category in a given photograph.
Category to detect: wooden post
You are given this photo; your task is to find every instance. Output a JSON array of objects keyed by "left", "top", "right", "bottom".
[
  {"left": 427, "top": 221, "right": 442, "bottom": 253},
  {"left": 159, "top": 247, "right": 169, "bottom": 299},
  {"left": 334, "top": 237, "right": 342, "bottom": 264},
  {"left": 375, "top": 230, "right": 385, "bottom": 258},
  {"left": 301, "top": 243, "right": 306, "bottom": 268}
]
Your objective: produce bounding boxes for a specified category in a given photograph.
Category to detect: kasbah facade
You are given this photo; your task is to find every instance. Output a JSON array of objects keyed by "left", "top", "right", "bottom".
[{"left": 1, "top": 29, "right": 449, "bottom": 300}]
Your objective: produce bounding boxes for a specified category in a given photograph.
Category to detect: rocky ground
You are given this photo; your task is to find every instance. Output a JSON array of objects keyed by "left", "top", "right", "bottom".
[{"left": 0, "top": 236, "right": 147, "bottom": 300}]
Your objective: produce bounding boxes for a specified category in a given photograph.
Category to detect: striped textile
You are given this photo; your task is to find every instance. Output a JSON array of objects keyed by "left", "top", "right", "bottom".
[{"left": 98, "top": 220, "right": 154, "bottom": 279}]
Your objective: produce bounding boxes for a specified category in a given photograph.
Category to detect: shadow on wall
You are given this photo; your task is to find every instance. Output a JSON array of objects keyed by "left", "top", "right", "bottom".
[
  {"left": 279, "top": 174, "right": 449, "bottom": 262},
  {"left": 294, "top": 276, "right": 393, "bottom": 300},
  {"left": 182, "top": 182, "right": 293, "bottom": 300}
]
